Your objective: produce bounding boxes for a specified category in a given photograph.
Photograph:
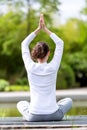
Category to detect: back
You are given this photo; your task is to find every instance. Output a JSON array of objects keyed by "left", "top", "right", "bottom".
[{"left": 28, "top": 62, "right": 58, "bottom": 114}]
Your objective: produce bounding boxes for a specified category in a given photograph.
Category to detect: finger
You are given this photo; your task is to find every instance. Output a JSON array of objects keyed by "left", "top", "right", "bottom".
[
  {"left": 40, "top": 14, "right": 43, "bottom": 20},
  {"left": 39, "top": 14, "right": 45, "bottom": 29},
  {"left": 40, "top": 13, "right": 43, "bottom": 18},
  {"left": 40, "top": 14, "right": 44, "bottom": 22}
]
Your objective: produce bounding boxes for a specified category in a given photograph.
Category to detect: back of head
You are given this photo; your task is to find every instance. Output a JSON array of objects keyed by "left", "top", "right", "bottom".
[{"left": 31, "top": 42, "right": 49, "bottom": 61}]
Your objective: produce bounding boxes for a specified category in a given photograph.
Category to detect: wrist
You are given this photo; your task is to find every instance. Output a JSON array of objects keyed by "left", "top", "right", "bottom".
[
  {"left": 34, "top": 27, "right": 41, "bottom": 35},
  {"left": 43, "top": 27, "right": 52, "bottom": 35}
]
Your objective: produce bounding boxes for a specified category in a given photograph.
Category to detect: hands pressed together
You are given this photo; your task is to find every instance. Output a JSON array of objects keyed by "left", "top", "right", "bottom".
[
  {"left": 34, "top": 14, "right": 52, "bottom": 35},
  {"left": 39, "top": 14, "right": 45, "bottom": 30}
]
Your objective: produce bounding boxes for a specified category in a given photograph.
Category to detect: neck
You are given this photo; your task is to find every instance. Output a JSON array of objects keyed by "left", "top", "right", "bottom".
[
  {"left": 37, "top": 56, "right": 48, "bottom": 63},
  {"left": 37, "top": 59, "right": 47, "bottom": 63}
]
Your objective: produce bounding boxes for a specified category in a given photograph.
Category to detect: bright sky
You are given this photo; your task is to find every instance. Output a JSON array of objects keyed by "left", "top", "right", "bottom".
[
  {"left": 59, "top": 0, "right": 85, "bottom": 24},
  {"left": 0, "top": 0, "right": 86, "bottom": 24}
]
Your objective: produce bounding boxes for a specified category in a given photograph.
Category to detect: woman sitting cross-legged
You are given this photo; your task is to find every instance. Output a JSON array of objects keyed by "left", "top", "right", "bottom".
[{"left": 17, "top": 14, "right": 73, "bottom": 122}]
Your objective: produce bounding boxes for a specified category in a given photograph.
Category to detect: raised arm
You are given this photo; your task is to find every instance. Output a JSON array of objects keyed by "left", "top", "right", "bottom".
[
  {"left": 21, "top": 32, "right": 36, "bottom": 71},
  {"left": 21, "top": 14, "right": 45, "bottom": 71},
  {"left": 39, "top": 14, "right": 64, "bottom": 70},
  {"left": 39, "top": 15, "right": 63, "bottom": 69},
  {"left": 40, "top": 14, "right": 64, "bottom": 70},
  {"left": 49, "top": 33, "right": 64, "bottom": 70}
]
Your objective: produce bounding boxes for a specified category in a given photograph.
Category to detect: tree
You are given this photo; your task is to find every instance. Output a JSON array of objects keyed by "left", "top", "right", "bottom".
[
  {"left": 59, "top": 16, "right": 87, "bottom": 87},
  {"left": 80, "top": 0, "right": 87, "bottom": 20},
  {"left": 0, "top": 11, "right": 26, "bottom": 82},
  {"left": 0, "top": 0, "right": 61, "bottom": 83},
  {"left": 0, "top": 0, "right": 60, "bottom": 32}
]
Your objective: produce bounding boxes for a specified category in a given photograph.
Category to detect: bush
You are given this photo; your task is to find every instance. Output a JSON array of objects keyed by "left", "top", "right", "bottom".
[
  {"left": 15, "top": 77, "right": 28, "bottom": 85},
  {"left": 0, "top": 79, "right": 9, "bottom": 91},
  {"left": 5, "top": 85, "right": 29, "bottom": 91},
  {"left": 65, "top": 52, "right": 87, "bottom": 87},
  {"left": 0, "top": 79, "right": 29, "bottom": 92},
  {"left": 56, "top": 63, "right": 76, "bottom": 89}
]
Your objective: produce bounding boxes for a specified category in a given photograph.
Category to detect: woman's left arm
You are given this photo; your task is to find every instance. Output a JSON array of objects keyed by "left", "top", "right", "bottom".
[{"left": 21, "top": 14, "right": 44, "bottom": 70}]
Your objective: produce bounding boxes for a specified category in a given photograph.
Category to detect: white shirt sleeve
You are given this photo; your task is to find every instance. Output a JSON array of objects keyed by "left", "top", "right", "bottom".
[
  {"left": 21, "top": 32, "right": 36, "bottom": 71},
  {"left": 21, "top": 32, "right": 64, "bottom": 72},
  {"left": 49, "top": 33, "right": 64, "bottom": 70}
]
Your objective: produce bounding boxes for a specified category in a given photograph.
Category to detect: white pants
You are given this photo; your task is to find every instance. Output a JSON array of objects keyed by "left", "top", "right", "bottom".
[{"left": 17, "top": 98, "right": 73, "bottom": 121}]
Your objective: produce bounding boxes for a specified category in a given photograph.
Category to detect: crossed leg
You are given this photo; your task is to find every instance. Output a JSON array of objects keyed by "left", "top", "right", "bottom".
[
  {"left": 17, "top": 98, "right": 73, "bottom": 121},
  {"left": 17, "top": 101, "right": 30, "bottom": 121},
  {"left": 57, "top": 98, "right": 73, "bottom": 115}
]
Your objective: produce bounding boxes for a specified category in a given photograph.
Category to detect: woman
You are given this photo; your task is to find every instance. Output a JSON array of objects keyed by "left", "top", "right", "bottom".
[{"left": 17, "top": 14, "right": 73, "bottom": 121}]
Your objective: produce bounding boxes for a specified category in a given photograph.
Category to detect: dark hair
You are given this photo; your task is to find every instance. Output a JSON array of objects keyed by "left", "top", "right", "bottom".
[{"left": 31, "top": 42, "right": 49, "bottom": 60}]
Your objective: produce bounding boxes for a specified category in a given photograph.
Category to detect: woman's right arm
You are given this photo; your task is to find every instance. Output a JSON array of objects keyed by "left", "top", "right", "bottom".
[
  {"left": 43, "top": 27, "right": 52, "bottom": 35},
  {"left": 41, "top": 14, "right": 64, "bottom": 70},
  {"left": 42, "top": 15, "right": 64, "bottom": 70},
  {"left": 44, "top": 28, "right": 64, "bottom": 70},
  {"left": 49, "top": 33, "right": 64, "bottom": 70}
]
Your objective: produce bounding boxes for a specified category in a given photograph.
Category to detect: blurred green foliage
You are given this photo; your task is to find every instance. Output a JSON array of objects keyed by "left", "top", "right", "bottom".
[
  {"left": 5, "top": 85, "right": 29, "bottom": 91},
  {"left": 0, "top": 0, "right": 87, "bottom": 91},
  {"left": 57, "top": 63, "right": 76, "bottom": 89},
  {"left": 0, "top": 79, "right": 9, "bottom": 91},
  {"left": 0, "top": 79, "right": 29, "bottom": 91}
]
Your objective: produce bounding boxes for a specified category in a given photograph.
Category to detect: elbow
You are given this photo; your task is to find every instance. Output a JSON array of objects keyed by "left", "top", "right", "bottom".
[
  {"left": 59, "top": 39, "right": 64, "bottom": 48},
  {"left": 61, "top": 40, "right": 64, "bottom": 49},
  {"left": 21, "top": 41, "right": 25, "bottom": 53},
  {"left": 62, "top": 40, "right": 64, "bottom": 51},
  {"left": 61, "top": 39, "right": 64, "bottom": 46},
  {"left": 58, "top": 38, "right": 64, "bottom": 47},
  {"left": 21, "top": 42, "right": 23, "bottom": 51},
  {"left": 21, "top": 41, "right": 24, "bottom": 47},
  {"left": 21, "top": 40, "right": 26, "bottom": 50},
  {"left": 60, "top": 40, "right": 64, "bottom": 52}
]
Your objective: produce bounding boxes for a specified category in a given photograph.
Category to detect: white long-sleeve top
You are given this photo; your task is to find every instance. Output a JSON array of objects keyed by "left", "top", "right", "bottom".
[{"left": 21, "top": 32, "right": 64, "bottom": 114}]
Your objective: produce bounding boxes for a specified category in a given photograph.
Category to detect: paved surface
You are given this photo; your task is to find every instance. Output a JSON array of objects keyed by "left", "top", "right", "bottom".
[
  {"left": 30, "top": 128, "right": 87, "bottom": 130},
  {"left": 28, "top": 128, "right": 87, "bottom": 130},
  {"left": 0, "top": 116, "right": 87, "bottom": 129},
  {"left": 0, "top": 88, "right": 87, "bottom": 129},
  {"left": 0, "top": 88, "right": 87, "bottom": 102}
]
